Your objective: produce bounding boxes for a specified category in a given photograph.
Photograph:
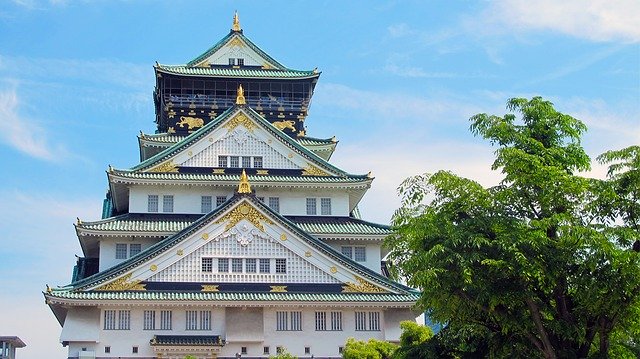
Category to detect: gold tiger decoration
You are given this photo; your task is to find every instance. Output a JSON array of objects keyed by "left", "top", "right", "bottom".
[
  {"left": 272, "top": 120, "right": 296, "bottom": 132},
  {"left": 177, "top": 116, "right": 204, "bottom": 130}
]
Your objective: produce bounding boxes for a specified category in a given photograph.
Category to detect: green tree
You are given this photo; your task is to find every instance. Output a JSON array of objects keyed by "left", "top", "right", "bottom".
[
  {"left": 394, "top": 320, "right": 434, "bottom": 359},
  {"left": 342, "top": 337, "right": 397, "bottom": 359},
  {"left": 387, "top": 97, "right": 640, "bottom": 358},
  {"left": 269, "top": 348, "right": 298, "bottom": 359}
]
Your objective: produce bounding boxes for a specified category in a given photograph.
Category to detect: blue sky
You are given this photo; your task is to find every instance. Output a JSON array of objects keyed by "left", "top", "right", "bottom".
[{"left": 0, "top": 1, "right": 638, "bottom": 358}]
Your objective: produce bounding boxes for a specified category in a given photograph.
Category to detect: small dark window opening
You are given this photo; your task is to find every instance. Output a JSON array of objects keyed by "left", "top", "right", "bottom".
[
  {"left": 237, "top": 58, "right": 245, "bottom": 66},
  {"left": 105, "top": 346, "right": 111, "bottom": 353},
  {"left": 132, "top": 346, "right": 138, "bottom": 353},
  {"left": 241, "top": 346, "right": 248, "bottom": 354}
]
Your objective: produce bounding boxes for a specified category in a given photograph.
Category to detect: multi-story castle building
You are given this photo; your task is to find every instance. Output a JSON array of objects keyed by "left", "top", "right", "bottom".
[{"left": 45, "top": 14, "right": 418, "bottom": 359}]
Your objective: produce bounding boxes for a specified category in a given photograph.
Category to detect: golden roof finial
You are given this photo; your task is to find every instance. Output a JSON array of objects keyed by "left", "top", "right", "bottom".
[
  {"left": 232, "top": 11, "right": 241, "bottom": 32},
  {"left": 236, "top": 84, "right": 246, "bottom": 105},
  {"left": 237, "top": 169, "right": 252, "bottom": 194}
]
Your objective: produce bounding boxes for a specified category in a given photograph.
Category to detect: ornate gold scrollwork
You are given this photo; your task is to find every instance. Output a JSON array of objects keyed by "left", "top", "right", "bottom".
[
  {"left": 223, "top": 113, "right": 255, "bottom": 132},
  {"left": 270, "top": 286, "right": 287, "bottom": 293},
  {"left": 202, "top": 285, "right": 220, "bottom": 292},
  {"left": 302, "top": 164, "right": 330, "bottom": 176},
  {"left": 95, "top": 273, "right": 146, "bottom": 291},
  {"left": 341, "top": 276, "right": 387, "bottom": 293},
  {"left": 150, "top": 160, "right": 179, "bottom": 173},
  {"left": 214, "top": 203, "right": 274, "bottom": 232}
]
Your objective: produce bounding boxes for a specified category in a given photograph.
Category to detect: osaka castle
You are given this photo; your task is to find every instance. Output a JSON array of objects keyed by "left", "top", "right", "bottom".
[{"left": 45, "top": 13, "right": 419, "bottom": 359}]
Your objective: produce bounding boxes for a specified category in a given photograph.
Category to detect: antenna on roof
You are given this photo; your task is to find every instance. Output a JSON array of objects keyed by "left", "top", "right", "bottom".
[
  {"left": 236, "top": 84, "right": 246, "bottom": 105},
  {"left": 237, "top": 169, "right": 252, "bottom": 194},
  {"left": 232, "top": 11, "right": 242, "bottom": 32}
]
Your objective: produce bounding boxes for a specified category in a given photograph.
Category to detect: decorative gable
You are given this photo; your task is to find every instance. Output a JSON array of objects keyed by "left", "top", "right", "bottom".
[{"left": 193, "top": 35, "right": 277, "bottom": 69}]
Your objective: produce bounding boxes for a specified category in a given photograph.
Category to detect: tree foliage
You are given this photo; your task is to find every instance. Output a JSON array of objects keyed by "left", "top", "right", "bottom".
[
  {"left": 269, "top": 348, "right": 298, "bottom": 359},
  {"left": 342, "top": 337, "right": 398, "bottom": 359},
  {"left": 387, "top": 97, "right": 640, "bottom": 358}
]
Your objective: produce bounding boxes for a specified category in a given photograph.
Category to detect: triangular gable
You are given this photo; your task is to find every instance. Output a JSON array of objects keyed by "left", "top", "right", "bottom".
[
  {"left": 187, "top": 32, "right": 286, "bottom": 70},
  {"left": 128, "top": 106, "right": 357, "bottom": 178},
  {"left": 74, "top": 194, "right": 413, "bottom": 296}
]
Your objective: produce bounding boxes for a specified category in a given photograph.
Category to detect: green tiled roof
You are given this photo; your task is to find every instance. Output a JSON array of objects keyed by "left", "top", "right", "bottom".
[
  {"left": 296, "top": 136, "right": 337, "bottom": 146},
  {"left": 139, "top": 133, "right": 185, "bottom": 144},
  {"left": 151, "top": 335, "right": 223, "bottom": 347},
  {"left": 78, "top": 214, "right": 390, "bottom": 236},
  {"left": 110, "top": 170, "right": 370, "bottom": 184},
  {"left": 47, "top": 290, "right": 418, "bottom": 303},
  {"left": 156, "top": 64, "right": 317, "bottom": 79}
]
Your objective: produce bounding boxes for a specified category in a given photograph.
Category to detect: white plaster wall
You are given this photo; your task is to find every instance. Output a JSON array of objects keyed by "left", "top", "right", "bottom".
[
  {"left": 129, "top": 185, "right": 351, "bottom": 217},
  {"left": 99, "top": 237, "right": 160, "bottom": 271},
  {"left": 326, "top": 241, "right": 382, "bottom": 274},
  {"left": 61, "top": 307, "right": 100, "bottom": 342}
]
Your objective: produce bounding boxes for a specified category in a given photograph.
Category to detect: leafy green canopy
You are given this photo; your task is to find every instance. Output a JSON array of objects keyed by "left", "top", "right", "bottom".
[{"left": 387, "top": 97, "right": 640, "bottom": 358}]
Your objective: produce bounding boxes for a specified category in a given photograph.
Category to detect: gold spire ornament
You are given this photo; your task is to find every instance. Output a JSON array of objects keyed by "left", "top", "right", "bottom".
[
  {"left": 232, "top": 11, "right": 241, "bottom": 32},
  {"left": 237, "top": 169, "right": 252, "bottom": 194},
  {"left": 236, "top": 84, "right": 246, "bottom": 105}
]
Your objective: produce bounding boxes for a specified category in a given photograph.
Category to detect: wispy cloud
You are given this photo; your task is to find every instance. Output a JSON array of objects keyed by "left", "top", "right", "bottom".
[
  {"left": 384, "top": 64, "right": 457, "bottom": 79},
  {"left": 0, "top": 89, "right": 68, "bottom": 161},
  {"left": 481, "top": 0, "right": 640, "bottom": 43}
]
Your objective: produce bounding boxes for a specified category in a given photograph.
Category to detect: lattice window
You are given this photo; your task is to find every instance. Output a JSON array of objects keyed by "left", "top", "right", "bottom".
[
  {"left": 148, "top": 195, "right": 158, "bottom": 212},
  {"left": 321, "top": 198, "right": 332, "bottom": 215},
  {"left": 232, "top": 258, "right": 243, "bottom": 273},
  {"left": 118, "top": 310, "right": 130, "bottom": 330},
  {"left": 218, "top": 258, "right": 229, "bottom": 273},
  {"left": 275, "top": 258, "right": 286, "bottom": 274},
  {"left": 162, "top": 195, "right": 174, "bottom": 213},
  {"left": 230, "top": 156, "right": 239, "bottom": 168},
  {"left": 315, "top": 311, "right": 327, "bottom": 331},
  {"left": 201, "top": 196, "right": 212, "bottom": 213},
  {"left": 143, "top": 310, "right": 155, "bottom": 330},
  {"left": 186, "top": 310, "right": 198, "bottom": 330},
  {"left": 355, "top": 311, "right": 366, "bottom": 331},
  {"left": 306, "top": 198, "right": 317, "bottom": 215},
  {"left": 341, "top": 246, "right": 353, "bottom": 259},
  {"left": 331, "top": 311, "right": 343, "bottom": 331},
  {"left": 160, "top": 310, "right": 172, "bottom": 330},
  {"left": 216, "top": 196, "right": 227, "bottom": 207},
  {"left": 259, "top": 258, "right": 270, "bottom": 273},
  {"left": 242, "top": 156, "right": 251, "bottom": 168},
  {"left": 369, "top": 312, "right": 380, "bottom": 331},
  {"left": 291, "top": 311, "right": 302, "bottom": 331},
  {"left": 276, "top": 311, "right": 288, "bottom": 331},
  {"left": 268, "top": 197, "right": 280, "bottom": 213},
  {"left": 218, "top": 155, "right": 228, "bottom": 167},
  {"left": 129, "top": 244, "right": 141, "bottom": 257},
  {"left": 246, "top": 258, "right": 257, "bottom": 273},
  {"left": 115, "top": 244, "right": 128, "bottom": 259},
  {"left": 202, "top": 258, "right": 213, "bottom": 272},
  {"left": 104, "top": 310, "right": 116, "bottom": 330},
  {"left": 354, "top": 247, "right": 366, "bottom": 262},
  {"left": 254, "top": 156, "right": 263, "bottom": 168},
  {"left": 200, "top": 310, "right": 211, "bottom": 330}
]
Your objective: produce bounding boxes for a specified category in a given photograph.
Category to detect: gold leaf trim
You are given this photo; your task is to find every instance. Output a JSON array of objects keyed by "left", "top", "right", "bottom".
[
  {"left": 223, "top": 113, "right": 255, "bottom": 132},
  {"left": 342, "top": 276, "right": 387, "bottom": 293},
  {"left": 305, "top": 251, "right": 312, "bottom": 257},
  {"left": 212, "top": 168, "right": 226, "bottom": 174},
  {"left": 229, "top": 37, "right": 245, "bottom": 48},
  {"left": 202, "top": 233, "right": 209, "bottom": 240},
  {"left": 150, "top": 160, "right": 178, "bottom": 173},
  {"left": 202, "top": 285, "right": 220, "bottom": 292},
  {"left": 280, "top": 233, "right": 287, "bottom": 241},
  {"left": 150, "top": 265, "right": 157, "bottom": 272},
  {"left": 214, "top": 202, "right": 274, "bottom": 232},
  {"left": 270, "top": 285, "right": 287, "bottom": 293},
  {"left": 256, "top": 169, "right": 269, "bottom": 175},
  {"left": 302, "top": 164, "right": 330, "bottom": 176},
  {"left": 96, "top": 273, "right": 146, "bottom": 291},
  {"left": 330, "top": 266, "right": 337, "bottom": 274}
]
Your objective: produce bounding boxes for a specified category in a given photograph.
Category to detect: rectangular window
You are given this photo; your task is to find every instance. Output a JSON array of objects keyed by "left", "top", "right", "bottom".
[
  {"left": 229, "top": 156, "right": 239, "bottom": 168},
  {"left": 315, "top": 311, "right": 327, "bottom": 331},
  {"left": 263, "top": 346, "right": 270, "bottom": 355},
  {"left": 253, "top": 156, "right": 263, "bottom": 168},
  {"left": 242, "top": 156, "right": 251, "bottom": 168},
  {"left": 115, "top": 244, "right": 128, "bottom": 259},
  {"left": 228, "top": 58, "right": 235, "bottom": 66},
  {"left": 118, "top": 310, "right": 130, "bottom": 330},
  {"left": 105, "top": 346, "right": 110, "bottom": 353},
  {"left": 291, "top": 311, "right": 302, "bottom": 331},
  {"left": 218, "top": 155, "right": 228, "bottom": 167},
  {"left": 200, "top": 310, "right": 211, "bottom": 330},
  {"left": 216, "top": 196, "right": 226, "bottom": 207},
  {"left": 202, "top": 258, "right": 213, "bottom": 272},
  {"left": 162, "top": 195, "right": 174, "bottom": 213},
  {"left": 331, "top": 311, "right": 343, "bottom": 331},
  {"left": 275, "top": 258, "right": 287, "bottom": 274},
  {"left": 232, "top": 258, "right": 243, "bottom": 273},
  {"left": 148, "top": 195, "right": 158, "bottom": 212},
  {"left": 246, "top": 258, "right": 257, "bottom": 273},
  {"left": 354, "top": 247, "right": 366, "bottom": 262},
  {"left": 241, "top": 346, "right": 247, "bottom": 355},
  {"left": 160, "top": 310, "right": 172, "bottom": 330},
  {"left": 369, "top": 312, "right": 380, "bottom": 331},
  {"left": 305, "top": 347, "right": 311, "bottom": 354},
  {"left": 276, "top": 311, "right": 288, "bottom": 331},
  {"left": 355, "top": 311, "right": 367, "bottom": 331},
  {"left": 104, "top": 310, "right": 116, "bottom": 330},
  {"left": 186, "top": 310, "right": 198, "bottom": 330},
  {"left": 218, "top": 258, "right": 229, "bottom": 273},
  {"left": 259, "top": 258, "right": 270, "bottom": 273},
  {"left": 132, "top": 346, "right": 138, "bottom": 354},
  {"left": 321, "top": 198, "right": 332, "bottom": 215},
  {"left": 341, "top": 246, "right": 353, "bottom": 259},
  {"left": 237, "top": 58, "right": 245, "bottom": 66},
  {"left": 306, "top": 198, "right": 317, "bottom": 215},
  {"left": 277, "top": 346, "right": 283, "bottom": 354},
  {"left": 201, "top": 196, "right": 212, "bottom": 213},
  {"left": 129, "top": 243, "right": 141, "bottom": 257},
  {"left": 143, "top": 310, "right": 155, "bottom": 330},
  {"left": 268, "top": 197, "right": 280, "bottom": 213}
]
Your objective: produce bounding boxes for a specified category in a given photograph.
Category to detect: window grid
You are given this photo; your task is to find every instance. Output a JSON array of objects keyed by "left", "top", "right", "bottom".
[
  {"left": 341, "top": 246, "right": 353, "bottom": 259},
  {"left": 369, "top": 312, "right": 380, "bottom": 331},
  {"left": 232, "top": 258, "right": 243, "bottom": 273},
  {"left": 315, "top": 311, "right": 327, "bottom": 331},
  {"left": 242, "top": 156, "right": 251, "bottom": 168},
  {"left": 354, "top": 247, "right": 366, "bottom": 262},
  {"left": 218, "top": 155, "right": 228, "bottom": 167},
  {"left": 201, "top": 196, "right": 212, "bottom": 213},
  {"left": 162, "top": 195, "right": 174, "bottom": 213},
  {"left": 148, "top": 195, "right": 158, "bottom": 212},
  {"left": 104, "top": 310, "right": 116, "bottom": 330},
  {"left": 246, "top": 258, "right": 257, "bottom": 273},
  {"left": 118, "top": 310, "right": 130, "bottom": 330},
  {"left": 355, "top": 311, "right": 367, "bottom": 331},
  {"left": 253, "top": 156, "right": 263, "bottom": 168},
  {"left": 129, "top": 244, "right": 141, "bottom": 257},
  {"left": 268, "top": 197, "right": 280, "bottom": 213},
  {"left": 275, "top": 258, "right": 287, "bottom": 274},
  {"left": 216, "top": 196, "right": 226, "bottom": 207},
  {"left": 160, "top": 310, "right": 172, "bottom": 330},
  {"left": 331, "top": 311, "right": 343, "bottom": 331},
  {"left": 306, "top": 198, "right": 317, "bottom": 215},
  {"left": 276, "top": 311, "right": 288, "bottom": 331},
  {"left": 200, "top": 310, "right": 211, "bottom": 330},
  {"left": 186, "top": 310, "right": 198, "bottom": 330},
  {"left": 202, "top": 258, "right": 213, "bottom": 272},
  {"left": 321, "top": 198, "right": 332, "bottom": 215},
  {"left": 218, "top": 258, "right": 229, "bottom": 273},
  {"left": 291, "top": 311, "right": 302, "bottom": 331},
  {"left": 259, "top": 258, "right": 270, "bottom": 273},
  {"left": 115, "top": 244, "right": 128, "bottom": 259},
  {"left": 143, "top": 310, "right": 155, "bottom": 330},
  {"left": 230, "top": 156, "right": 239, "bottom": 168}
]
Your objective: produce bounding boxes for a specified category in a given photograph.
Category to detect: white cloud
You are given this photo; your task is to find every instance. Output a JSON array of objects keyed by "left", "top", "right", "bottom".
[
  {"left": 0, "top": 89, "right": 67, "bottom": 161},
  {"left": 484, "top": 0, "right": 640, "bottom": 43}
]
